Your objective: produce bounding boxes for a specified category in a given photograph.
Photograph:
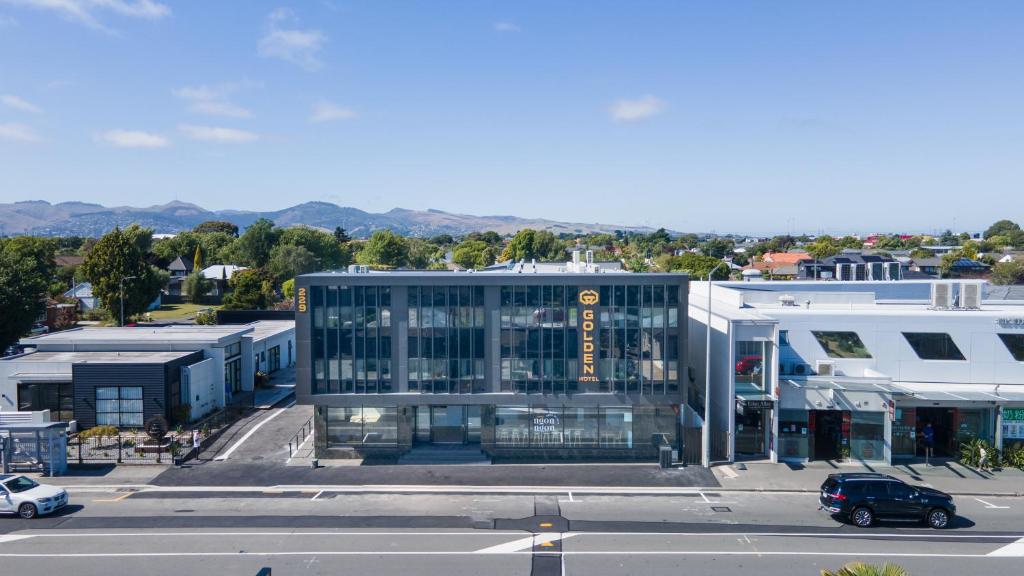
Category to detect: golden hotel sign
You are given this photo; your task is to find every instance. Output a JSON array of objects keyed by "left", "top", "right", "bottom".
[{"left": 578, "top": 289, "right": 599, "bottom": 383}]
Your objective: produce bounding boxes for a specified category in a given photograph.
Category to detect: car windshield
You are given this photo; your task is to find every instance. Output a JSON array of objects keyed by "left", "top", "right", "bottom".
[{"left": 3, "top": 476, "right": 39, "bottom": 494}]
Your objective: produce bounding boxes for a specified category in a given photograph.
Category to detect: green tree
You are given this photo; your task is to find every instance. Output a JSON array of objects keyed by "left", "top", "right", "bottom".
[
  {"left": 806, "top": 236, "right": 841, "bottom": 260},
  {"left": 429, "top": 234, "right": 455, "bottom": 246},
  {"left": 192, "top": 244, "right": 203, "bottom": 271},
  {"left": 452, "top": 240, "right": 498, "bottom": 269},
  {"left": 990, "top": 261, "right": 1024, "bottom": 285},
  {"left": 80, "top": 227, "right": 165, "bottom": 324},
  {"left": 333, "top": 226, "right": 351, "bottom": 244},
  {"left": 267, "top": 244, "right": 318, "bottom": 284},
  {"left": 357, "top": 230, "right": 409, "bottom": 268},
  {"left": 465, "top": 231, "right": 503, "bottom": 246},
  {"left": 657, "top": 253, "right": 729, "bottom": 279},
  {"left": 406, "top": 237, "right": 443, "bottom": 269},
  {"left": 221, "top": 268, "right": 277, "bottom": 310},
  {"left": 985, "top": 219, "right": 1021, "bottom": 239},
  {"left": 193, "top": 220, "right": 239, "bottom": 237},
  {"left": 0, "top": 237, "right": 56, "bottom": 350},
  {"left": 820, "top": 562, "right": 908, "bottom": 576},
  {"left": 698, "top": 237, "right": 734, "bottom": 259},
  {"left": 500, "top": 229, "right": 565, "bottom": 262},
  {"left": 278, "top": 226, "right": 347, "bottom": 269},
  {"left": 182, "top": 272, "right": 210, "bottom": 304},
  {"left": 282, "top": 278, "right": 296, "bottom": 300},
  {"left": 230, "top": 218, "right": 280, "bottom": 268}
]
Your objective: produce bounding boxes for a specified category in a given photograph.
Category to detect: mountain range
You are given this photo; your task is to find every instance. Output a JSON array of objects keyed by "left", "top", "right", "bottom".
[{"left": 0, "top": 200, "right": 667, "bottom": 238}]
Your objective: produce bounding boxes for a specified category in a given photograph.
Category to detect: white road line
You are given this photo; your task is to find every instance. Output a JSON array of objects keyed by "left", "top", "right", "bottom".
[
  {"left": 215, "top": 408, "right": 288, "bottom": 461},
  {"left": 563, "top": 531, "right": 1024, "bottom": 539},
  {"left": 0, "top": 535, "right": 34, "bottom": 544},
  {"left": 285, "top": 431, "right": 314, "bottom": 465},
  {"left": 475, "top": 533, "right": 574, "bottom": 554},
  {"left": 699, "top": 492, "right": 712, "bottom": 504},
  {"left": 568, "top": 491, "right": 574, "bottom": 502},
  {"left": 310, "top": 490, "right": 323, "bottom": 501},
  {"left": 719, "top": 466, "right": 739, "bottom": 479},
  {"left": 987, "top": 537, "right": 1024, "bottom": 557},
  {"left": 975, "top": 497, "right": 1010, "bottom": 509},
  {"left": 26, "top": 531, "right": 520, "bottom": 538}
]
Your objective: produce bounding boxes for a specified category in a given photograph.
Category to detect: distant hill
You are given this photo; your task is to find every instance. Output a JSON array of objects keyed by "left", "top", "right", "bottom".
[{"left": 0, "top": 200, "right": 669, "bottom": 238}]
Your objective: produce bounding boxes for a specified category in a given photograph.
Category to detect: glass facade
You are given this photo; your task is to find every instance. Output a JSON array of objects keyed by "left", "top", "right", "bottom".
[
  {"left": 325, "top": 406, "right": 398, "bottom": 446},
  {"left": 311, "top": 285, "right": 392, "bottom": 394},
  {"left": 409, "top": 286, "right": 485, "bottom": 393},
  {"left": 491, "top": 405, "right": 670, "bottom": 449},
  {"left": 734, "top": 340, "right": 772, "bottom": 395},
  {"left": 17, "top": 382, "right": 74, "bottom": 422},
  {"left": 500, "top": 283, "right": 679, "bottom": 395}
]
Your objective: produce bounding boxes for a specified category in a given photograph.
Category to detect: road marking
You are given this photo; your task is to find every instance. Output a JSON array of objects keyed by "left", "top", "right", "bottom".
[
  {"left": 215, "top": 407, "right": 288, "bottom": 461},
  {"left": 975, "top": 498, "right": 1010, "bottom": 509},
  {"left": 568, "top": 491, "right": 574, "bottom": 502},
  {"left": 700, "top": 492, "right": 712, "bottom": 504},
  {"left": 284, "top": 431, "right": 314, "bottom": 465},
  {"left": 91, "top": 491, "right": 133, "bottom": 503},
  {"left": 475, "top": 533, "right": 575, "bottom": 554},
  {"left": 0, "top": 535, "right": 34, "bottom": 544},
  {"left": 310, "top": 490, "right": 323, "bottom": 501},
  {"left": 988, "top": 537, "right": 1024, "bottom": 557},
  {"left": 719, "top": 466, "right": 739, "bottom": 479}
]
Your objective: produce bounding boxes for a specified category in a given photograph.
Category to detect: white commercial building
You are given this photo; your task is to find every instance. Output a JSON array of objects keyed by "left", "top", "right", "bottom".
[{"left": 689, "top": 280, "right": 1024, "bottom": 465}]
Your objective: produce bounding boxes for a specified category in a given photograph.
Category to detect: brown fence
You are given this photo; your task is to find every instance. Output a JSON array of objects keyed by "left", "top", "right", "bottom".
[{"left": 682, "top": 428, "right": 731, "bottom": 465}]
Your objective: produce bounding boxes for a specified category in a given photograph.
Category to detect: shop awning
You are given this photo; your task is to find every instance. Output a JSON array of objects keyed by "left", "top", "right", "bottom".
[
  {"left": 784, "top": 379, "right": 897, "bottom": 394},
  {"left": 7, "top": 372, "right": 72, "bottom": 383},
  {"left": 893, "top": 383, "right": 1024, "bottom": 402}
]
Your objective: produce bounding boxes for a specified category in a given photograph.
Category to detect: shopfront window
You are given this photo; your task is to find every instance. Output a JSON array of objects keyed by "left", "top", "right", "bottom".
[
  {"left": 17, "top": 382, "right": 74, "bottom": 422},
  {"left": 495, "top": 406, "right": 531, "bottom": 447},
  {"left": 892, "top": 407, "right": 916, "bottom": 459},
  {"left": 325, "top": 406, "right": 398, "bottom": 447},
  {"left": 778, "top": 409, "right": 809, "bottom": 460},
  {"left": 850, "top": 412, "right": 885, "bottom": 462},
  {"left": 812, "top": 331, "right": 871, "bottom": 359},
  {"left": 563, "top": 407, "right": 599, "bottom": 447},
  {"left": 600, "top": 407, "right": 632, "bottom": 448}
]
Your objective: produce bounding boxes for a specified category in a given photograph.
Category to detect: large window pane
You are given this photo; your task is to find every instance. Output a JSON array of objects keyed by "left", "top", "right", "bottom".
[
  {"left": 563, "top": 407, "right": 598, "bottom": 447},
  {"left": 600, "top": 407, "right": 633, "bottom": 448},
  {"left": 812, "top": 331, "right": 872, "bottom": 359},
  {"left": 903, "top": 333, "right": 966, "bottom": 360},
  {"left": 326, "top": 407, "right": 362, "bottom": 445},
  {"left": 998, "top": 334, "right": 1024, "bottom": 361},
  {"left": 361, "top": 407, "right": 398, "bottom": 445},
  {"left": 495, "top": 406, "right": 531, "bottom": 447},
  {"left": 531, "top": 406, "right": 562, "bottom": 447},
  {"left": 850, "top": 412, "right": 885, "bottom": 461}
]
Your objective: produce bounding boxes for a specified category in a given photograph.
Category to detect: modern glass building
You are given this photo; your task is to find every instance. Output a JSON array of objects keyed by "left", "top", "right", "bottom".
[{"left": 295, "top": 269, "right": 689, "bottom": 460}]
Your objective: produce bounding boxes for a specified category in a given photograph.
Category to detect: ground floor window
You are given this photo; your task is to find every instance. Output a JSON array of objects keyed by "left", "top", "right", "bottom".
[
  {"left": 850, "top": 411, "right": 885, "bottom": 461},
  {"left": 225, "top": 357, "right": 242, "bottom": 393},
  {"left": 495, "top": 406, "right": 634, "bottom": 448},
  {"left": 778, "top": 409, "right": 809, "bottom": 460},
  {"left": 95, "top": 386, "right": 144, "bottom": 427},
  {"left": 17, "top": 382, "right": 74, "bottom": 422},
  {"left": 269, "top": 345, "right": 281, "bottom": 373},
  {"left": 325, "top": 406, "right": 398, "bottom": 446}
]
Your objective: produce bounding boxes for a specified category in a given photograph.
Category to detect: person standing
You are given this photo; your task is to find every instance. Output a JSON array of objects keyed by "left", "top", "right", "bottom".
[
  {"left": 923, "top": 422, "right": 935, "bottom": 464},
  {"left": 192, "top": 429, "right": 202, "bottom": 461}
]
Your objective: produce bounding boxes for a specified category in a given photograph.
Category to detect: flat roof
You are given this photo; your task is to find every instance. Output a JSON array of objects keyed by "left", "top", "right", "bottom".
[
  {"left": 246, "top": 320, "right": 295, "bottom": 341},
  {"left": 3, "top": 350, "right": 198, "bottom": 364},
  {"left": 20, "top": 325, "right": 253, "bottom": 347},
  {"left": 299, "top": 270, "right": 689, "bottom": 286}
]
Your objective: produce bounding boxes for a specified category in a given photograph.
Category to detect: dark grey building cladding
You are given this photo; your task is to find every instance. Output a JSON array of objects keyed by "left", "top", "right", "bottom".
[
  {"left": 296, "top": 271, "right": 688, "bottom": 460},
  {"left": 71, "top": 351, "right": 202, "bottom": 429}
]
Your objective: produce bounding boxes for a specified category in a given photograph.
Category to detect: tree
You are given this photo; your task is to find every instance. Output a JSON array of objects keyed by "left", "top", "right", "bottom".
[
  {"left": 0, "top": 237, "right": 56, "bottom": 350},
  {"left": 193, "top": 220, "right": 239, "bottom": 237},
  {"left": 80, "top": 227, "right": 164, "bottom": 323},
  {"left": 806, "top": 236, "right": 840, "bottom": 260},
  {"left": 282, "top": 278, "right": 296, "bottom": 300},
  {"left": 192, "top": 244, "right": 203, "bottom": 271},
  {"left": 465, "top": 231, "right": 503, "bottom": 246},
  {"left": 230, "top": 218, "right": 279, "bottom": 268},
  {"left": 357, "top": 230, "right": 409, "bottom": 268},
  {"left": 820, "top": 562, "right": 908, "bottom": 576},
  {"left": 182, "top": 272, "right": 210, "bottom": 304},
  {"left": 452, "top": 240, "right": 498, "bottom": 269},
  {"left": 984, "top": 219, "right": 1021, "bottom": 240},
  {"left": 333, "top": 226, "right": 351, "bottom": 244},
  {"left": 698, "top": 237, "right": 734, "bottom": 259},
  {"left": 221, "top": 268, "right": 277, "bottom": 310},
  {"left": 990, "top": 261, "right": 1024, "bottom": 285},
  {"left": 500, "top": 229, "right": 565, "bottom": 262},
  {"left": 406, "top": 237, "right": 443, "bottom": 269},
  {"left": 429, "top": 234, "right": 455, "bottom": 246},
  {"left": 657, "top": 253, "right": 729, "bottom": 279},
  {"left": 278, "top": 226, "right": 347, "bottom": 269},
  {"left": 267, "top": 244, "right": 318, "bottom": 284}
]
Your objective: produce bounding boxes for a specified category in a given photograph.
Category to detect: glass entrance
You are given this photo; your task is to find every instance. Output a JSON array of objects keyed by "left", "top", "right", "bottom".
[
  {"left": 431, "top": 406, "right": 467, "bottom": 444},
  {"left": 735, "top": 407, "right": 768, "bottom": 458}
]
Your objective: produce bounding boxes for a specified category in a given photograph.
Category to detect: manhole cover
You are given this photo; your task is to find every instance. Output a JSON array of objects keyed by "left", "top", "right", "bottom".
[{"left": 712, "top": 506, "right": 732, "bottom": 513}]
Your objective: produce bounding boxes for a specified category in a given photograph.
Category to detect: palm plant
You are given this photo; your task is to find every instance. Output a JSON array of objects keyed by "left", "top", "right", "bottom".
[{"left": 821, "top": 562, "right": 909, "bottom": 576}]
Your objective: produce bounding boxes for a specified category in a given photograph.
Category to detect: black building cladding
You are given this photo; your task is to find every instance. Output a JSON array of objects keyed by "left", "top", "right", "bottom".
[{"left": 296, "top": 271, "right": 688, "bottom": 460}]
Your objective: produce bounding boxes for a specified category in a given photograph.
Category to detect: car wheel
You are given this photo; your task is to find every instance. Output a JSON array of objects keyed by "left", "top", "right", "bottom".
[
  {"left": 927, "top": 508, "right": 950, "bottom": 529},
  {"left": 851, "top": 507, "right": 874, "bottom": 528},
  {"left": 18, "top": 503, "right": 38, "bottom": 519}
]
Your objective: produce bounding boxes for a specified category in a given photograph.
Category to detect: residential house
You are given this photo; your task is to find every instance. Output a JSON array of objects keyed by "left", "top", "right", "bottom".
[
  {"left": 165, "top": 255, "right": 195, "bottom": 301},
  {"left": 747, "top": 251, "right": 810, "bottom": 279},
  {"left": 797, "top": 252, "right": 901, "bottom": 281},
  {"left": 202, "top": 264, "right": 247, "bottom": 301}
]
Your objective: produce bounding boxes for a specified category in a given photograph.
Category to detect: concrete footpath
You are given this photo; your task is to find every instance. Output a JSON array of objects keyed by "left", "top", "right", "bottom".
[{"left": 713, "top": 460, "right": 1024, "bottom": 496}]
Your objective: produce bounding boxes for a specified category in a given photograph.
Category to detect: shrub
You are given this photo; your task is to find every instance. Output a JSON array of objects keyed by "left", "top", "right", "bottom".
[
  {"left": 821, "top": 562, "right": 909, "bottom": 576},
  {"left": 194, "top": 310, "right": 217, "bottom": 325},
  {"left": 1002, "top": 444, "right": 1024, "bottom": 470},
  {"left": 79, "top": 425, "right": 119, "bottom": 439},
  {"left": 959, "top": 438, "right": 1001, "bottom": 469},
  {"left": 172, "top": 404, "right": 192, "bottom": 425}
]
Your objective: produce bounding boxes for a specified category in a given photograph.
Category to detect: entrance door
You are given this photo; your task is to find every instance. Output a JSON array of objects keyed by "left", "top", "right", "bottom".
[
  {"left": 813, "top": 410, "right": 843, "bottom": 460},
  {"left": 735, "top": 407, "right": 768, "bottom": 458},
  {"left": 430, "top": 406, "right": 467, "bottom": 444},
  {"left": 916, "top": 407, "right": 956, "bottom": 457}
]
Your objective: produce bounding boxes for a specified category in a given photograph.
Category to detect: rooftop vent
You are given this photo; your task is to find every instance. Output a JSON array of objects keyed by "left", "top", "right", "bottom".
[{"left": 778, "top": 294, "right": 798, "bottom": 307}]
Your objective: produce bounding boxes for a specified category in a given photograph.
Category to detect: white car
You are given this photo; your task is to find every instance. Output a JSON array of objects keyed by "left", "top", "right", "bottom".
[{"left": 0, "top": 474, "right": 68, "bottom": 519}]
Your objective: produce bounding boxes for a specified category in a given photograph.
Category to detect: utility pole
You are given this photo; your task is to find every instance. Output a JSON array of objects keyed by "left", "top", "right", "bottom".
[
  {"left": 119, "top": 275, "right": 138, "bottom": 327},
  {"left": 702, "top": 261, "right": 726, "bottom": 468}
]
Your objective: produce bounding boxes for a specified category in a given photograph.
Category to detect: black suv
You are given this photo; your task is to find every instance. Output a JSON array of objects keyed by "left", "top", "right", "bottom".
[{"left": 819, "top": 473, "right": 956, "bottom": 529}]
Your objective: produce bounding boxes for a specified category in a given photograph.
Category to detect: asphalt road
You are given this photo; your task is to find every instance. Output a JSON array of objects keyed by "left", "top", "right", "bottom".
[{"left": 1, "top": 487, "right": 1021, "bottom": 575}]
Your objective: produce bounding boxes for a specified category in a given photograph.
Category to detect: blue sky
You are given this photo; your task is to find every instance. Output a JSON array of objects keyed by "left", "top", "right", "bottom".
[{"left": 1, "top": 1, "right": 1022, "bottom": 236}]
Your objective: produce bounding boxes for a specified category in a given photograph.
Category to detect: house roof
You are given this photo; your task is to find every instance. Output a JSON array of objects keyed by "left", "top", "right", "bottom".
[
  {"left": 760, "top": 252, "right": 811, "bottom": 266},
  {"left": 168, "top": 256, "right": 194, "bottom": 272},
  {"left": 63, "top": 282, "right": 94, "bottom": 299},
  {"left": 201, "top": 264, "right": 246, "bottom": 280},
  {"left": 55, "top": 255, "right": 85, "bottom": 267}
]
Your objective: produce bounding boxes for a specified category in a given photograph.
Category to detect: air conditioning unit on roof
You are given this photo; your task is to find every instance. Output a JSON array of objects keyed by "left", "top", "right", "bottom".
[
  {"left": 931, "top": 283, "right": 953, "bottom": 309},
  {"left": 960, "top": 283, "right": 981, "bottom": 309}
]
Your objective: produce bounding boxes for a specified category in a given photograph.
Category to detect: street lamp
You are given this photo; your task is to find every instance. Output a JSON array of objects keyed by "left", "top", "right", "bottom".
[
  {"left": 119, "top": 275, "right": 138, "bottom": 327},
  {"left": 702, "top": 261, "right": 727, "bottom": 468}
]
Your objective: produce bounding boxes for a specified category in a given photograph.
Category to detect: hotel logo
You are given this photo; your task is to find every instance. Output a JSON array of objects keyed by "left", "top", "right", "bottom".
[{"left": 578, "top": 288, "right": 599, "bottom": 383}]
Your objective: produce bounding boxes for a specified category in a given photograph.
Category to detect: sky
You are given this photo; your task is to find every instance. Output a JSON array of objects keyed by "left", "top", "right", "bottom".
[{"left": 1, "top": 1, "right": 1023, "bottom": 236}]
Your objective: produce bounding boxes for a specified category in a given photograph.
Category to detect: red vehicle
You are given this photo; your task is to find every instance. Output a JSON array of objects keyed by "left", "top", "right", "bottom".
[{"left": 735, "top": 355, "right": 762, "bottom": 375}]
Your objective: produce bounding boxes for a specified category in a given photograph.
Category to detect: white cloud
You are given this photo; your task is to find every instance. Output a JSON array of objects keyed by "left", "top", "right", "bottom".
[
  {"left": 0, "top": 122, "right": 40, "bottom": 142},
  {"left": 309, "top": 101, "right": 356, "bottom": 123},
  {"left": 258, "top": 8, "right": 326, "bottom": 71},
  {"left": 609, "top": 95, "right": 666, "bottom": 122},
  {"left": 493, "top": 21, "right": 520, "bottom": 33},
  {"left": 1, "top": 94, "right": 41, "bottom": 113},
  {"left": 95, "top": 129, "right": 168, "bottom": 148},
  {"left": 174, "top": 84, "right": 251, "bottom": 118},
  {"left": 178, "top": 124, "right": 258, "bottom": 143},
  {"left": 0, "top": 0, "right": 170, "bottom": 31}
]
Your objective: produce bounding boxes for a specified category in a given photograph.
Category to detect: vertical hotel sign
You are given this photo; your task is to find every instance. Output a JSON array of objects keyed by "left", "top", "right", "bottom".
[
  {"left": 578, "top": 288, "right": 599, "bottom": 383},
  {"left": 297, "top": 287, "right": 308, "bottom": 313}
]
